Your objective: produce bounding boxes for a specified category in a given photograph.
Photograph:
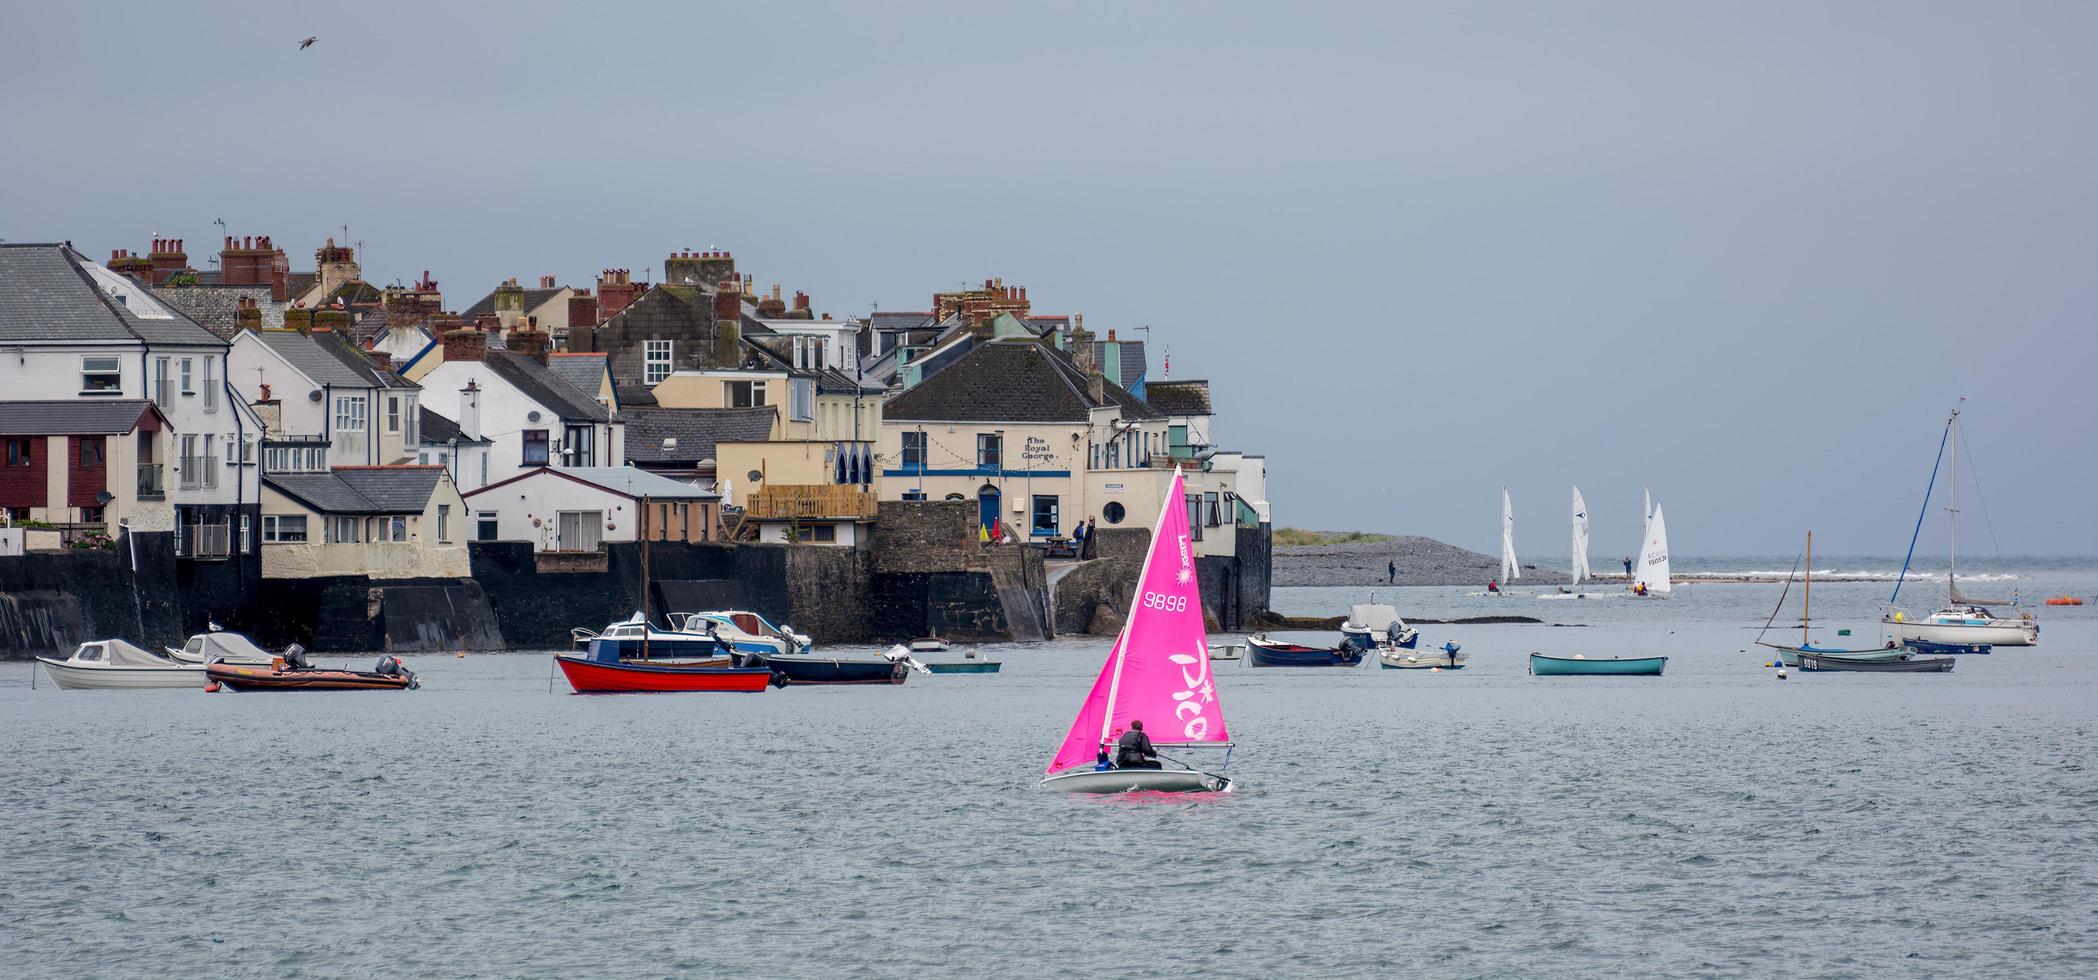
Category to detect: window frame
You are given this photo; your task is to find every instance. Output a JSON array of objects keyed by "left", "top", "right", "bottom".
[
  {"left": 263, "top": 514, "right": 309, "bottom": 543},
  {"left": 436, "top": 504, "right": 451, "bottom": 543},
  {"left": 78, "top": 436, "right": 104, "bottom": 468},
  {"left": 1031, "top": 494, "right": 1060, "bottom": 537},
  {"left": 80, "top": 356, "right": 123, "bottom": 395},
  {"left": 977, "top": 433, "right": 1002, "bottom": 469},
  {"left": 644, "top": 340, "right": 674, "bottom": 385},
  {"left": 522, "top": 429, "right": 550, "bottom": 466},
  {"left": 900, "top": 431, "right": 925, "bottom": 468}
]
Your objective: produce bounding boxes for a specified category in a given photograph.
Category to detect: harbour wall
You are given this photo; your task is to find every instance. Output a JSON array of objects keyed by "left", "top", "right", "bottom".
[{"left": 0, "top": 504, "right": 1271, "bottom": 656}]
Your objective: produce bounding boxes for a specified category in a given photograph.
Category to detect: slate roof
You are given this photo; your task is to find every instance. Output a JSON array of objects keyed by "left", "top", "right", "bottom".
[
  {"left": 813, "top": 367, "right": 883, "bottom": 394},
  {"left": 0, "top": 399, "right": 165, "bottom": 435},
  {"left": 1091, "top": 338, "right": 1147, "bottom": 385},
  {"left": 0, "top": 244, "right": 226, "bottom": 347},
  {"left": 418, "top": 407, "right": 489, "bottom": 445},
  {"left": 461, "top": 286, "right": 564, "bottom": 319},
  {"left": 624, "top": 408, "right": 778, "bottom": 464},
  {"left": 868, "top": 311, "right": 936, "bottom": 333},
  {"left": 152, "top": 284, "right": 285, "bottom": 339},
  {"left": 883, "top": 338, "right": 1165, "bottom": 423},
  {"left": 266, "top": 466, "right": 445, "bottom": 515},
  {"left": 483, "top": 351, "right": 612, "bottom": 422},
  {"left": 465, "top": 465, "right": 719, "bottom": 501},
  {"left": 254, "top": 329, "right": 417, "bottom": 390},
  {"left": 1143, "top": 379, "right": 1212, "bottom": 416},
  {"left": 547, "top": 353, "right": 611, "bottom": 404}
]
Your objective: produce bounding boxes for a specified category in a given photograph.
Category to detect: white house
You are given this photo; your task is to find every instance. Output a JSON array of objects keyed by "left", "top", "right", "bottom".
[
  {"left": 415, "top": 331, "right": 623, "bottom": 488},
  {"left": 0, "top": 244, "right": 265, "bottom": 559},
  {"left": 230, "top": 328, "right": 421, "bottom": 469},
  {"left": 463, "top": 466, "right": 720, "bottom": 552},
  {"left": 259, "top": 465, "right": 470, "bottom": 578}
]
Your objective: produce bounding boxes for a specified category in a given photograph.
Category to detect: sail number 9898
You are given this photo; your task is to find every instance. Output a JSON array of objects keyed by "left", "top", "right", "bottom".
[{"left": 1141, "top": 591, "right": 1188, "bottom": 612}]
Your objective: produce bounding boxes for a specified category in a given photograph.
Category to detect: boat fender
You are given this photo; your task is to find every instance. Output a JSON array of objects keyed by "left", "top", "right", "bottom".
[{"left": 205, "top": 681, "right": 221, "bottom": 693}]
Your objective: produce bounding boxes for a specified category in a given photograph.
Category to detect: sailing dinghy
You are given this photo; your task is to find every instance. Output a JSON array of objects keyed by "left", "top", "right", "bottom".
[
  {"left": 1471, "top": 489, "right": 1523, "bottom": 596},
  {"left": 1757, "top": 532, "right": 1909, "bottom": 667},
  {"left": 1629, "top": 502, "right": 1672, "bottom": 598},
  {"left": 1539, "top": 486, "right": 1613, "bottom": 599},
  {"left": 1043, "top": 469, "right": 1232, "bottom": 794}
]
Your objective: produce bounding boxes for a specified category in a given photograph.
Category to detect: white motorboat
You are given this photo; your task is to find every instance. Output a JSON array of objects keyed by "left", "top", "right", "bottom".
[
  {"left": 165, "top": 628, "right": 277, "bottom": 665},
  {"left": 1207, "top": 641, "right": 1246, "bottom": 661},
  {"left": 908, "top": 635, "right": 952, "bottom": 653},
  {"left": 37, "top": 640, "right": 205, "bottom": 690},
  {"left": 1341, "top": 604, "right": 1419, "bottom": 656},
  {"left": 1381, "top": 641, "right": 1467, "bottom": 670},
  {"left": 1881, "top": 404, "right": 2038, "bottom": 646},
  {"left": 674, "top": 610, "right": 812, "bottom": 656}
]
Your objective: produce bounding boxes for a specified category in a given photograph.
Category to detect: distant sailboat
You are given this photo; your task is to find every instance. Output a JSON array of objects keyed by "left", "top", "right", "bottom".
[
  {"left": 1538, "top": 487, "right": 1610, "bottom": 600},
  {"left": 1758, "top": 531, "right": 1906, "bottom": 666},
  {"left": 1041, "top": 468, "right": 1233, "bottom": 793},
  {"left": 1500, "top": 489, "right": 1520, "bottom": 584},
  {"left": 1630, "top": 502, "right": 1671, "bottom": 597}
]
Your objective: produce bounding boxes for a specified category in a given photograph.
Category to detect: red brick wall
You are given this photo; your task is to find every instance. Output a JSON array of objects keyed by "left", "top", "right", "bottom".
[
  {"left": 0, "top": 436, "right": 49, "bottom": 509},
  {"left": 68, "top": 436, "right": 107, "bottom": 508}
]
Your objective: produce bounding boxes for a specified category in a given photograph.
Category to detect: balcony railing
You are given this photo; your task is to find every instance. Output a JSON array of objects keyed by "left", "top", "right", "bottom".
[
  {"left": 743, "top": 484, "right": 879, "bottom": 520},
  {"left": 138, "top": 463, "right": 164, "bottom": 499},
  {"left": 182, "top": 523, "right": 232, "bottom": 561}
]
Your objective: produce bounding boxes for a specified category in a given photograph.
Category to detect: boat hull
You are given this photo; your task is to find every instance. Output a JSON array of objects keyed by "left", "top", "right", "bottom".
[
  {"left": 1904, "top": 640, "right": 1992, "bottom": 656},
  {"left": 1771, "top": 644, "right": 1907, "bottom": 667},
  {"left": 1041, "top": 767, "right": 1229, "bottom": 794},
  {"left": 206, "top": 662, "right": 414, "bottom": 691},
  {"left": 1882, "top": 618, "right": 2036, "bottom": 647},
  {"left": 556, "top": 656, "right": 774, "bottom": 693},
  {"left": 907, "top": 638, "right": 951, "bottom": 653},
  {"left": 1246, "top": 637, "right": 1364, "bottom": 668},
  {"left": 1529, "top": 653, "right": 1667, "bottom": 676},
  {"left": 925, "top": 661, "right": 1001, "bottom": 674},
  {"left": 742, "top": 653, "right": 908, "bottom": 685},
  {"left": 1207, "top": 643, "right": 1245, "bottom": 661},
  {"left": 36, "top": 659, "right": 203, "bottom": 690},
  {"left": 1380, "top": 654, "right": 1466, "bottom": 670},
  {"left": 1799, "top": 653, "right": 1955, "bottom": 673}
]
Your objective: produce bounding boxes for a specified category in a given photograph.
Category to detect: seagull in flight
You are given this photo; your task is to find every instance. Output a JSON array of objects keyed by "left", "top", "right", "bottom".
[{"left": 299, "top": 36, "right": 318, "bottom": 50}]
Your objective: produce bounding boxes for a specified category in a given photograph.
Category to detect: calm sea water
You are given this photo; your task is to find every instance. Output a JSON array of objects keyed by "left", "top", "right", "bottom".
[{"left": 4, "top": 572, "right": 2097, "bottom": 977}]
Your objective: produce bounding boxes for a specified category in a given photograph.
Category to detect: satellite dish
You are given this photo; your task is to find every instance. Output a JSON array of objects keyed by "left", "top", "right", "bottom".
[
  {"left": 307, "top": 389, "right": 323, "bottom": 402},
  {"left": 95, "top": 490, "right": 114, "bottom": 505},
  {"left": 527, "top": 410, "right": 543, "bottom": 423}
]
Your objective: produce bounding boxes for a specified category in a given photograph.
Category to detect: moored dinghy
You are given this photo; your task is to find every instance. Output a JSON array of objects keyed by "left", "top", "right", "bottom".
[
  {"left": 1383, "top": 641, "right": 1466, "bottom": 670},
  {"left": 1529, "top": 652, "right": 1667, "bottom": 676},
  {"left": 1247, "top": 634, "right": 1365, "bottom": 667},
  {"left": 1043, "top": 468, "right": 1233, "bottom": 794},
  {"left": 207, "top": 648, "right": 420, "bottom": 691},
  {"left": 165, "top": 628, "right": 276, "bottom": 666},
  {"left": 1340, "top": 604, "right": 1418, "bottom": 655},
  {"left": 1759, "top": 532, "right": 1910, "bottom": 667},
  {"left": 1798, "top": 652, "right": 1955, "bottom": 673}
]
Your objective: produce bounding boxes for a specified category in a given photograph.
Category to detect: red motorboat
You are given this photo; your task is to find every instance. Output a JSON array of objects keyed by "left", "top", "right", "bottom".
[{"left": 555, "top": 654, "right": 778, "bottom": 693}]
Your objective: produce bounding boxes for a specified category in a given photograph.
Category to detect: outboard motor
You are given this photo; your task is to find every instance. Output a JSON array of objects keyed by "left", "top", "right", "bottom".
[
  {"left": 283, "top": 644, "right": 313, "bottom": 671},
  {"left": 374, "top": 655, "right": 419, "bottom": 689}
]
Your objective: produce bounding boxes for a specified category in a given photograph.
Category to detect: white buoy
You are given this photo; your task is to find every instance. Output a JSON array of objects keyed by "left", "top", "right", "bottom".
[{"left": 1776, "top": 668, "right": 1788, "bottom": 680}]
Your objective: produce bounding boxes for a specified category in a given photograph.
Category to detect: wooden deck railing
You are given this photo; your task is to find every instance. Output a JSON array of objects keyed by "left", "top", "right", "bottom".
[{"left": 742, "top": 484, "right": 879, "bottom": 520}]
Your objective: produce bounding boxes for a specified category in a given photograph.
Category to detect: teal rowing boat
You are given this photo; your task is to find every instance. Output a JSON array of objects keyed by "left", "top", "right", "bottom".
[{"left": 1529, "top": 652, "right": 1667, "bottom": 676}]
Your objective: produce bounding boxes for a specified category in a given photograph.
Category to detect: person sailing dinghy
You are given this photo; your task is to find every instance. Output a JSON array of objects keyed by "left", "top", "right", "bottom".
[{"left": 1042, "top": 468, "right": 1232, "bottom": 794}]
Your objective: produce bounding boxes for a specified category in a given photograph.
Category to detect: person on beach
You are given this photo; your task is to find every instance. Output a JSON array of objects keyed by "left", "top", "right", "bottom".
[
  {"left": 1115, "top": 720, "right": 1161, "bottom": 770},
  {"left": 1387, "top": 560, "right": 1396, "bottom": 584},
  {"left": 1081, "top": 518, "right": 1098, "bottom": 559},
  {"left": 1623, "top": 556, "right": 1633, "bottom": 575}
]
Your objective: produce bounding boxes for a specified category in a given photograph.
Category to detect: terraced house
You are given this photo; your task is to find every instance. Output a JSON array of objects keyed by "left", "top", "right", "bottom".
[{"left": 0, "top": 244, "right": 265, "bottom": 559}]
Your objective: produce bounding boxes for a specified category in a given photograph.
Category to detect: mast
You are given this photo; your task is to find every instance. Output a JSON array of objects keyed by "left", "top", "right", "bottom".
[
  {"left": 1803, "top": 530, "right": 1811, "bottom": 646},
  {"left": 640, "top": 494, "right": 652, "bottom": 660},
  {"left": 1947, "top": 406, "right": 1960, "bottom": 602}
]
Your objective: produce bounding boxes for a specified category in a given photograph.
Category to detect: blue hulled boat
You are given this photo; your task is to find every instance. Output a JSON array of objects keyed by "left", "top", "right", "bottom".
[
  {"left": 1246, "top": 634, "right": 1365, "bottom": 667},
  {"left": 1904, "top": 639, "right": 1992, "bottom": 656},
  {"left": 1529, "top": 652, "right": 1667, "bottom": 676}
]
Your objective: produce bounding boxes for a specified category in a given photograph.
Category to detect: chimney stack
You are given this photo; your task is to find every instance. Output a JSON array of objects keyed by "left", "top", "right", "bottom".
[
  {"left": 493, "top": 277, "right": 527, "bottom": 330},
  {"left": 459, "top": 381, "right": 482, "bottom": 440},
  {"left": 282, "top": 307, "right": 315, "bottom": 333},
  {"left": 443, "top": 327, "right": 488, "bottom": 363},
  {"left": 506, "top": 325, "right": 551, "bottom": 366},
  {"left": 597, "top": 269, "right": 639, "bottom": 318},
  {"left": 711, "top": 278, "right": 743, "bottom": 369},
  {"left": 539, "top": 274, "right": 557, "bottom": 289},
  {"left": 366, "top": 350, "right": 393, "bottom": 372},
  {"left": 568, "top": 292, "right": 600, "bottom": 330}
]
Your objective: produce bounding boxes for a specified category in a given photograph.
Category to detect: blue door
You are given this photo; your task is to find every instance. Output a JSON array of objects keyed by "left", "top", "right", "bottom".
[{"left": 978, "top": 485, "right": 1000, "bottom": 534}]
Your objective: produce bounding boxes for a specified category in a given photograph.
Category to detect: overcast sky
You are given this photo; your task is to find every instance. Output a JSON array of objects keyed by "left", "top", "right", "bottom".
[{"left": 5, "top": 2, "right": 2093, "bottom": 556}]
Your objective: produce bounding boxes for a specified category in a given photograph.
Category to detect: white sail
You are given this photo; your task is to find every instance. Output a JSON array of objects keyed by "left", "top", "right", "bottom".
[
  {"left": 1570, "top": 487, "right": 1591, "bottom": 586},
  {"left": 1642, "top": 487, "right": 1652, "bottom": 535},
  {"left": 1633, "top": 504, "right": 1672, "bottom": 595},
  {"left": 1501, "top": 489, "right": 1520, "bottom": 582}
]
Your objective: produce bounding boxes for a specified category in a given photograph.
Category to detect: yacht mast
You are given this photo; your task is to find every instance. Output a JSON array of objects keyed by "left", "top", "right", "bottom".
[
  {"left": 1803, "top": 530, "right": 1812, "bottom": 646},
  {"left": 1947, "top": 405, "right": 1960, "bottom": 602}
]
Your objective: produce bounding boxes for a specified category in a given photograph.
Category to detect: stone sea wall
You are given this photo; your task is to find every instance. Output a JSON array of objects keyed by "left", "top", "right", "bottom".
[{"left": 1, "top": 505, "right": 1274, "bottom": 657}]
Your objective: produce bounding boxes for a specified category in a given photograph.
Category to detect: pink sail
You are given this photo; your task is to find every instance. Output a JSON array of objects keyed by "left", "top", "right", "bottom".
[{"left": 1047, "top": 469, "right": 1230, "bottom": 774}]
